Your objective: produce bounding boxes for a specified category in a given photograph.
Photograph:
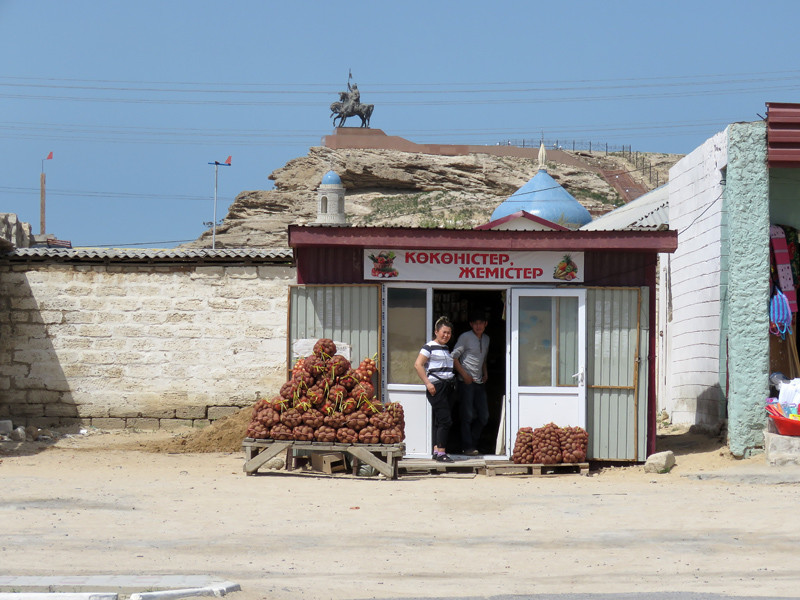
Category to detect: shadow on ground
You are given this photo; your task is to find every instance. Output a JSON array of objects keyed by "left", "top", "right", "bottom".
[{"left": 655, "top": 424, "right": 727, "bottom": 458}]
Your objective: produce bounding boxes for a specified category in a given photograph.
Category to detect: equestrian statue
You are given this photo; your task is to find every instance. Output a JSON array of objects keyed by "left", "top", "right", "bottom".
[{"left": 330, "top": 72, "right": 374, "bottom": 128}]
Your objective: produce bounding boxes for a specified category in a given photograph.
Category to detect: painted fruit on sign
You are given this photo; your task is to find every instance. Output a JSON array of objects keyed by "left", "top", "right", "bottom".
[{"left": 553, "top": 254, "right": 578, "bottom": 281}]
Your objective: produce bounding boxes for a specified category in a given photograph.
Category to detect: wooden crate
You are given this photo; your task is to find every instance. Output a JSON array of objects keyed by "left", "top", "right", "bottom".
[
  {"left": 311, "top": 452, "right": 346, "bottom": 474},
  {"left": 484, "top": 462, "right": 589, "bottom": 477},
  {"left": 242, "top": 439, "right": 405, "bottom": 479}
]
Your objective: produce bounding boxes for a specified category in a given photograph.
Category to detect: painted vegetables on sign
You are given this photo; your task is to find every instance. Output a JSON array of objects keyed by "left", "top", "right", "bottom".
[{"left": 368, "top": 251, "right": 398, "bottom": 278}]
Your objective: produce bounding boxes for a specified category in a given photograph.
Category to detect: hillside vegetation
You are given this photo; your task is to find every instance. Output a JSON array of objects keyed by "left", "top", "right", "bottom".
[{"left": 183, "top": 146, "right": 681, "bottom": 249}]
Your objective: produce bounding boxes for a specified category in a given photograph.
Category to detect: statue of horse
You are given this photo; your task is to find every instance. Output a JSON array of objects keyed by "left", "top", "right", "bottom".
[{"left": 330, "top": 101, "right": 374, "bottom": 128}]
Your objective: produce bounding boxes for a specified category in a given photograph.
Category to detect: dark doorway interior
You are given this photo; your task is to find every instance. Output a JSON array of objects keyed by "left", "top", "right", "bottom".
[{"left": 432, "top": 288, "right": 506, "bottom": 454}]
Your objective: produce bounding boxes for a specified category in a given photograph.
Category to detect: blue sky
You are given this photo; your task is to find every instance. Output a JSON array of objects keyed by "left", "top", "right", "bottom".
[{"left": 1, "top": 1, "right": 798, "bottom": 248}]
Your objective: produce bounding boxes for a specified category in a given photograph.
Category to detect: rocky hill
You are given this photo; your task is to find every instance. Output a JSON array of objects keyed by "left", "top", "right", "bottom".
[{"left": 183, "top": 145, "right": 682, "bottom": 249}]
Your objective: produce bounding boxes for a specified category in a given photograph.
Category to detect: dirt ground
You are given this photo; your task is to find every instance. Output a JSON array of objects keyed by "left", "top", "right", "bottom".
[{"left": 2, "top": 414, "right": 800, "bottom": 600}]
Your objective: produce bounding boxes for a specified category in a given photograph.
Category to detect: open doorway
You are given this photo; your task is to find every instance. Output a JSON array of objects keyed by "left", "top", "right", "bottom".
[{"left": 432, "top": 288, "right": 506, "bottom": 455}]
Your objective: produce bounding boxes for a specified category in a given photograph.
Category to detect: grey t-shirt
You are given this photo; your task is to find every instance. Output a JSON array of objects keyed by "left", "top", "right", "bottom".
[{"left": 452, "top": 330, "right": 489, "bottom": 383}]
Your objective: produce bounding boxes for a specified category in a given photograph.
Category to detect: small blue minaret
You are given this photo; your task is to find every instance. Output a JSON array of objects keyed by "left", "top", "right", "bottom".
[{"left": 315, "top": 170, "right": 347, "bottom": 225}]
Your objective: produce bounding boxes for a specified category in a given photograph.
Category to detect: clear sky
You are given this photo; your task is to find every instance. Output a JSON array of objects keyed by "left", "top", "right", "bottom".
[{"left": 1, "top": 1, "right": 799, "bottom": 248}]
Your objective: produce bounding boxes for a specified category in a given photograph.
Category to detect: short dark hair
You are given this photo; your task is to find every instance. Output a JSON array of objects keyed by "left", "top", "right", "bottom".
[{"left": 469, "top": 311, "right": 487, "bottom": 323}]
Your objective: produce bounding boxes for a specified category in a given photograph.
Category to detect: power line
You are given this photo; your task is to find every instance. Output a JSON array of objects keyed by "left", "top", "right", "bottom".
[
  {"left": 680, "top": 192, "right": 723, "bottom": 234},
  {"left": 1, "top": 68, "right": 798, "bottom": 90},
  {"left": 0, "top": 185, "right": 226, "bottom": 202},
  {"left": 0, "top": 69, "right": 797, "bottom": 107},
  {"left": 0, "top": 117, "right": 741, "bottom": 147},
  {"left": 3, "top": 83, "right": 797, "bottom": 107},
  {"left": 80, "top": 239, "right": 197, "bottom": 248}
]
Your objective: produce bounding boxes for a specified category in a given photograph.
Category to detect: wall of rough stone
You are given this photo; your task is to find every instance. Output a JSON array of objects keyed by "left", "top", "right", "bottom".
[
  {"left": 0, "top": 214, "right": 32, "bottom": 249},
  {"left": 726, "top": 121, "right": 770, "bottom": 457},
  {"left": 664, "top": 129, "right": 728, "bottom": 425},
  {"left": 0, "top": 261, "right": 294, "bottom": 430}
]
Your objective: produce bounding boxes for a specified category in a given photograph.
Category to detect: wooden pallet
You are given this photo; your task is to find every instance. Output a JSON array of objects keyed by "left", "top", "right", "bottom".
[
  {"left": 242, "top": 439, "right": 405, "bottom": 479},
  {"left": 483, "top": 462, "right": 589, "bottom": 477},
  {"left": 398, "top": 457, "right": 485, "bottom": 475}
]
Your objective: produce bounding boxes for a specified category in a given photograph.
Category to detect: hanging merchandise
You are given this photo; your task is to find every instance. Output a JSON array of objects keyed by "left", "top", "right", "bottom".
[
  {"left": 769, "top": 225, "right": 798, "bottom": 313},
  {"left": 770, "top": 287, "right": 793, "bottom": 340}
]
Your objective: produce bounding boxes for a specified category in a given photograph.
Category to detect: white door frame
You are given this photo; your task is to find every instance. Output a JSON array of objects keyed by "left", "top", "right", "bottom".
[
  {"left": 383, "top": 282, "right": 507, "bottom": 458},
  {"left": 508, "top": 287, "right": 587, "bottom": 438}
]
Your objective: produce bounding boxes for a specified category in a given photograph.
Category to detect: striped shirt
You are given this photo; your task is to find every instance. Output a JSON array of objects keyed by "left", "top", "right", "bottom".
[{"left": 419, "top": 341, "right": 455, "bottom": 381}]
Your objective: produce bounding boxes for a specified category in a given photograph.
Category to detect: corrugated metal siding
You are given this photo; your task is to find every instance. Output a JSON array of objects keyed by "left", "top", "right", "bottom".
[
  {"left": 295, "top": 247, "right": 362, "bottom": 284},
  {"left": 288, "top": 285, "right": 380, "bottom": 370},
  {"left": 767, "top": 102, "right": 800, "bottom": 168},
  {"left": 584, "top": 252, "right": 653, "bottom": 287},
  {"left": 586, "top": 287, "right": 649, "bottom": 461}
]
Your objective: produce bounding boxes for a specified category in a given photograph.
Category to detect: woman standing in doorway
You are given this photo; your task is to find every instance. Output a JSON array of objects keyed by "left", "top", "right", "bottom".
[{"left": 414, "top": 316, "right": 456, "bottom": 463}]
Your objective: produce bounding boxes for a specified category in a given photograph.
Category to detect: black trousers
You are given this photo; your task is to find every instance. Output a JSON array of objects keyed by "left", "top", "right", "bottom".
[{"left": 427, "top": 379, "right": 454, "bottom": 449}]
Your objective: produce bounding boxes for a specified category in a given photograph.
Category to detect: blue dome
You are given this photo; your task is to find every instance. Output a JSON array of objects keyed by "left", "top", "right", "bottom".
[
  {"left": 321, "top": 170, "right": 342, "bottom": 185},
  {"left": 491, "top": 169, "right": 592, "bottom": 228}
]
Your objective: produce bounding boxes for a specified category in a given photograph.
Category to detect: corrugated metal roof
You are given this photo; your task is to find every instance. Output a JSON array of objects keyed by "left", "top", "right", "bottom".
[
  {"left": 767, "top": 102, "right": 800, "bottom": 168},
  {"left": 1, "top": 247, "right": 294, "bottom": 262},
  {"left": 580, "top": 184, "right": 669, "bottom": 231}
]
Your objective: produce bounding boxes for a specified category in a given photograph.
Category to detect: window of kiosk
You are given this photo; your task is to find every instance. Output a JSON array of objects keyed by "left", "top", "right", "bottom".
[
  {"left": 386, "top": 287, "right": 427, "bottom": 384},
  {"left": 518, "top": 295, "right": 579, "bottom": 387}
]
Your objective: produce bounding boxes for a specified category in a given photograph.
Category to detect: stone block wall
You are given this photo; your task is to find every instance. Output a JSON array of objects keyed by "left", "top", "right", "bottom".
[
  {"left": 0, "top": 261, "right": 295, "bottom": 430},
  {"left": 663, "top": 129, "right": 728, "bottom": 426},
  {"left": 0, "top": 214, "right": 32, "bottom": 249}
]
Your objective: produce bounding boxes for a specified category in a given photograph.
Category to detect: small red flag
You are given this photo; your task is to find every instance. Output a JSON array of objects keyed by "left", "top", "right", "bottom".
[
  {"left": 224, "top": 156, "right": 231, "bottom": 165},
  {"left": 45, "top": 152, "right": 53, "bottom": 160}
]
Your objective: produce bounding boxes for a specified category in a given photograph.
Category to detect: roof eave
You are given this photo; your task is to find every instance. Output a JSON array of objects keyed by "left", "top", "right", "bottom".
[
  {"left": 475, "top": 210, "right": 570, "bottom": 232},
  {"left": 0, "top": 247, "right": 295, "bottom": 264},
  {"left": 288, "top": 225, "right": 678, "bottom": 253}
]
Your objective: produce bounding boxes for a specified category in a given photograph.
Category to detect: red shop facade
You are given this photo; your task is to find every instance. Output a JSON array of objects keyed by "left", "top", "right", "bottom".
[{"left": 288, "top": 224, "right": 677, "bottom": 461}]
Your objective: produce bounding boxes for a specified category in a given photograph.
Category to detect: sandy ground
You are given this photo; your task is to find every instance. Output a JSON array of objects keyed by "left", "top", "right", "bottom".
[{"left": 2, "top": 423, "right": 800, "bottom": 600}]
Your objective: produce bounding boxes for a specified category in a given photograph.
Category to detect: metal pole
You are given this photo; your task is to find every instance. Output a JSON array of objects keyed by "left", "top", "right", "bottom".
[
  {"left": 40, "top": 171, "right": 46, "bottom": 235},
  {"left": 212, "top": 163, "right": 218, "bottom": 249},
  {"left": 208, "top": 157, "right": 230, "bottom": 250}
]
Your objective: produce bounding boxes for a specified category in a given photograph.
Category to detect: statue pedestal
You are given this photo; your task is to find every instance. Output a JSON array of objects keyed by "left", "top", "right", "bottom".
[
  {"left": 321, "top": 129, "right": 580, "bottom": 165},
  {"left": 322, "top": 128, "right": 436, "bottom": 153}
]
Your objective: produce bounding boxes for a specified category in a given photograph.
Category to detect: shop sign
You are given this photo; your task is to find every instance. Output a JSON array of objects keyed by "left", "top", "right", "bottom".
[{"left": 364, "top": 249, "right": 584, "bottom": 283}]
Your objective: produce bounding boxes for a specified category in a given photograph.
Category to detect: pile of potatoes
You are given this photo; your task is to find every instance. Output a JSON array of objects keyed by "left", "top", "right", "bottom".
[
  {"left": 511, "top": 427, "right": 535, "bottom": 464},
  {"left": 560, "top": 426, "right": 589, "bottom": 462},
  {"left": 512, "top": 423, "right": 589, "bottom": 464},
  {"left": 246, "top": 338, "right": 405, "bottom": 445}
]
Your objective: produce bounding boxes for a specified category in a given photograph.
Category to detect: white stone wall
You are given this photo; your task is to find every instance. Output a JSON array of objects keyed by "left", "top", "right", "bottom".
[
  {"left": 0, "top": 214, "right": 32, "bottom": 249},
  {"left": 0, "top": 262, "right": 294, "bottom": 430},
  {"left": 662, "top": 129, "right": 728, "bottom": 425}
]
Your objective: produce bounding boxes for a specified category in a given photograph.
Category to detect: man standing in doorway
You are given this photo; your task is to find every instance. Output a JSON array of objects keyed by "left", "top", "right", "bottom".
[{"left": 453, "top": 312, "right": 490, "bottom": 456}]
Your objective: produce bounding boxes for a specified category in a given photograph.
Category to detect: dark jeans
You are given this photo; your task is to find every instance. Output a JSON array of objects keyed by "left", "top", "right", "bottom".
[
  {"left": 427, "top": 379, "right": 454, "bottom": 449},
  {"left": 459, "top": 382, "right": 489, "bottom": 451}
]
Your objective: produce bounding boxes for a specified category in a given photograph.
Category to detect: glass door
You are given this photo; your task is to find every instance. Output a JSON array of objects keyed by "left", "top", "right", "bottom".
[
  {"left": 383, "top": 286, "right": 431, "bottom": 457},
  {"left": 509, "top": 288, "right": 586, "bottom": 436}
]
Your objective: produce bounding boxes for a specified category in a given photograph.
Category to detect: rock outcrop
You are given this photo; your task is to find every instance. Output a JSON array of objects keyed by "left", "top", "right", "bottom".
[{"left": 183, "top": 145, "right": 680, "bottom": 249}]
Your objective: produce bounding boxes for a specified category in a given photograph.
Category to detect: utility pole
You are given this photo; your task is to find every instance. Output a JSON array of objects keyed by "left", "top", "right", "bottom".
[
  {"left": 41, "top": 151, "right": 53, "bottom": 235},
  {"left": 207, "top": 156, "right": 231, "bottom": 249}
]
